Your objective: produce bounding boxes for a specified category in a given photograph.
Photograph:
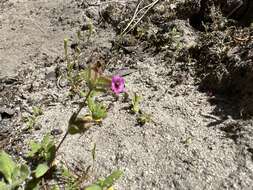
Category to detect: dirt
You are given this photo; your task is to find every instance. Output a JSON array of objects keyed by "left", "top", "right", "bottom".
[{"left": 1, "top": 0, "right": 253, "bottom": 189}]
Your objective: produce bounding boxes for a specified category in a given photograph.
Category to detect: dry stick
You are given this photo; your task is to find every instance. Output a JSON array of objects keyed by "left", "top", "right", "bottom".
[
  {"left": 41, "top": 178, "right": 48, "bottom": 190},
  {"left": 86, "top": 0, "right": 136, "bottom": 6},
  {"left": 122, "top": 1, "right": 153, "bottom": 35},
  {"left": 124, "top": 0, "right": 159, "bottom": 36},
  {"left": 226, "top": 1, "right": 243, "bottom": 18},
  {"left": 121, "top": 0, "right": 160, "bottom": 36},
  {"left": 55, "top": 90, "right": 93, "bottom": 154},
  {"left": 120, "top": 0, "right": 145, "bottom": 36},
  {"left": 135, "top": 0, "right": 158, "bottom": 17}
]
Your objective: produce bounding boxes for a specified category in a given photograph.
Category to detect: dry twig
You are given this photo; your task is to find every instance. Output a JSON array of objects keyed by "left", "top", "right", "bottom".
[{"left": 121, "top": 0, "right": 160, "bottom": 36}]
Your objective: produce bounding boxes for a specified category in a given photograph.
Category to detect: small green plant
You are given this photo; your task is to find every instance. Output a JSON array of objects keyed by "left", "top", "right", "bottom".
[
  {"left": 130, "top": 93, "right": 151, "bottom": 126},
  {"left": 169, "top": 27, "right": 183, "bottom": 64},
  {"left": 0, "top": 151, "right": 30, "bottom": 190},
  {"left": 57, "top": 58, "right": 126, "bottom": 151},
  {"left": 60, "top": 166, "right": 79, "bottom": 190},
  {"left": 48, "top": 36, "right": 127, "bottom": 188},
  {"left": 137, "top": 113, "right": 151, "bottom": 126},
  {"left": 86, "top": 18, "right": 96, "bottom": 40},
  {"left": 63, "top": 27, "right": 97, "bottom": 97},
  {"left": 27, "top": 134, "right": 56, "bottom": 163},
  {"left": 0, "top": 147, "right": 57, "bottom": 190},
  {"left": 63, "top": 38, "right": 83, "bottom": 96},
  {"left": 85, "top": 170, "right": 123, "bottom": 190},
  {"left": 26, "top": 133, "right": 56, "bottom": 187},
  {"left": 24, "top": 106, "right": 43, "bottom": 130}
]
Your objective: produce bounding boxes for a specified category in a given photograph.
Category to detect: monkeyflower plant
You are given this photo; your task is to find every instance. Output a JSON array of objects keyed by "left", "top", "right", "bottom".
[{"left": 55, "top": 62, "right": 125, "bottom": 153}]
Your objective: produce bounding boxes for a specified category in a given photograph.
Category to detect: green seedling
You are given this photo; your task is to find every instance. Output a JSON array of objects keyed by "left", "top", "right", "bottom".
[
  {"left": 182, "top": 137, "right": 192, "bottom": 147},
  {"left": 87, "top": 18, "right": 96, "bottom": 40},
  {"left": 79, "top": 64, "right": 110, "bottom": 92},
  {"left": 85, "top": 170, "right": 123, "bottom": 190},
  {"left": 32, "top": 106, "right": 43, "bottom": 116},
  {"left": 131, "top": 93, "right": 142, "bottom": 114},
  {"left": 57, "top": 153, "right": 95, "bottom": 190},
  {"left": 64, "top": 37, "right": 83, "bottom": 97},
  {"left": 24, "top": 106, "right": 43, "bottom": 130},
  {"left": 77, "top": 30, "right": 82, "bottom": 41},
  {"left": 170, "top": 27, "right": 183, "bottom": 64},
  {"left": 137, "top": 113, "right": 151, "bottom": 126},
  {"left": 26, "top": 134, "right": 58, "bottom": 189},
  {"left": 64, "top": 38, "right": 69, "bottom": 62},
  {"left": 60, "top": 166, "right": 79, "bottom": 190},
  {"left": 25, "top": 117, "right": 36, "bottom": 130},
  {"left": 130, "top": 93, "right": 151, "bottom": 126}
]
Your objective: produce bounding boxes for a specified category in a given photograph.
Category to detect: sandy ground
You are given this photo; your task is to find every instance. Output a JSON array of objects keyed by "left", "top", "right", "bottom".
[{"left": 1, "top": 0, "right": 253, "bottom": 189}]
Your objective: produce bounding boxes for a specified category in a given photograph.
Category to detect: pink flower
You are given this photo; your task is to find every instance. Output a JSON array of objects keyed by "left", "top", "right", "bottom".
[{"left": 111, "top": 76, "right": 125, "bottom": 95}]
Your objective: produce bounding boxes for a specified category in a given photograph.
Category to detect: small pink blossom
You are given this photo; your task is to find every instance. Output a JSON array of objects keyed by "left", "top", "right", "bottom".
[{"left": 111, "top": 76, "right": 125, "bottom": 95}]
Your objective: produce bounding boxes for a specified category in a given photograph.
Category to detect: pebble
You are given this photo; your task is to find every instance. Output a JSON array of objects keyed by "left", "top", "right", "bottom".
[{"left": 51, "top": 128, "right": 63, "bottom": 136}]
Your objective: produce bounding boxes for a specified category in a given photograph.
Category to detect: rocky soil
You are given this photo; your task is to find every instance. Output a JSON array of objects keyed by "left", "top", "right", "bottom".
[{"left": 1, "top": 0, "right": 253, "bottom": 189}]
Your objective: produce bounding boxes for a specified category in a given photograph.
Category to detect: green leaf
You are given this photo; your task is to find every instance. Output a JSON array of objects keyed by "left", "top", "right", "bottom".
[
  {"left": 40, "top": 134, "right": 56, "bottom": 162},
  {"left": 11, "top": 164, "right": 30, "bottom": 188},
  {"left": 100, "top": 170, "right": 123, "bottom": 188},
  {"left": 11, "top": 167, "right": 22, "bottom": 189},
  {"left": 85, "top": 184, "right": 102, "bottom": 190},
  {"left": 44, "top": 145, "right": 56, "bottom": 163},
  {"left": 28, "top": 141, "right": 41, "bottom": 157},
  {"left": 35, "top": 163, "right": 49, "bottom": 178},
  {"left": 28, "top": 134, "right": 56, "bottom": 162},
  {"left": 19, "top": 164, "right": 30, "bottom": 180},
  {"left": 88, "top": 97, "right": 107, "bottom": 121},
  {"left": 96, "top": 76, "right": 111, "bottom": 89},
  {"left": 0, "top": 151, "right": 16, "bottom": 183},
  {"left": 42, "top": 134, "right": 51, "bottom": 149},
  {"left": 0, "top": 181, "right": 9, "bottom": 190}
]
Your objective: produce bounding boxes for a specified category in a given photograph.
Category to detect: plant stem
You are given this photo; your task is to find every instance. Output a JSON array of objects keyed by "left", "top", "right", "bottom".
[
  {"left": 55, "top": 89, "right": 93, "bottom": 154},
  {"left": 76, "top": 90, "right": 92, "bottom": 116},
  {"left": 55, "top": 130, "right": 68, "bottom": 154}
]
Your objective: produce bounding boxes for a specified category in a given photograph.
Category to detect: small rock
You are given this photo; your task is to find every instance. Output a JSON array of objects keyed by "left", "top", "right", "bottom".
[
  {"left": 51, "top": 128, "right": 63, "bottom": 136},
  {"left": 34, "top": 123, "right": 42, "bottom": 130},
  {"left": 45, "top": 71, "right": 56, "bottom": 81},
  {"left": 0, "top": 107, "right": 15, "bottom": 119}
]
